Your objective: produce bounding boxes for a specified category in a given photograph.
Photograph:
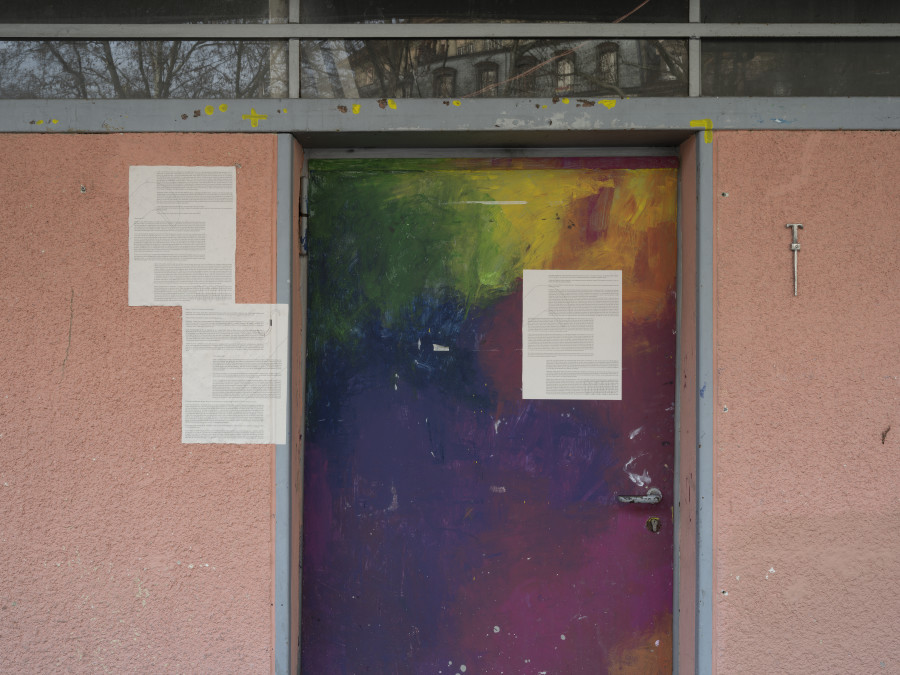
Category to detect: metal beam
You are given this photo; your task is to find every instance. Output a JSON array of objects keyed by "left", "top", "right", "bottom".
[
  {"left": 4, "top": 97, "right": 900, "bottom": 137},
  {"left": 3, "top": 22, "right": 900, "bottom": 40}
]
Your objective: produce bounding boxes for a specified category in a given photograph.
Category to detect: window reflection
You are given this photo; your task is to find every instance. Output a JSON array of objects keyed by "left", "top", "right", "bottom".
[
  {"left": 300, "top": 39, "right": 689, "bottom": 98},
  {"left": 0, "top": 40, "right": 285, "bottom": 99}
]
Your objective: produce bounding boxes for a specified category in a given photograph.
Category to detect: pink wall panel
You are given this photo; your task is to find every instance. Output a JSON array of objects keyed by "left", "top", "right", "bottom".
[
  {"left": 713, "top": 131, "right": 900, "bottom": 673},
  {"left": 0, "top": 134, "right": 279, "bottom": 673}
]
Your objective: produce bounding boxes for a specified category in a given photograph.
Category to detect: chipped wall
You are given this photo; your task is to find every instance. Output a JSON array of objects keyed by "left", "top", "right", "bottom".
[
  {"left": 0, "top": 134, "right": 280, "bottom": 672},
  {"left": 713, "top": 131, "right": 900, "bottom": 673}
]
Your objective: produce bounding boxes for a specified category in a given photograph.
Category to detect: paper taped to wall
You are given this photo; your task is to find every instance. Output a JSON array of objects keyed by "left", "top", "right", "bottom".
[
  {"left": 182, "top": 304, "right": 289, "bottom": 444},
  {"left": 129, "top": 166, "right": 236, "bottom": 306},
  {"left": 522, "top": 269, "right": 622, "bottom": 400}
]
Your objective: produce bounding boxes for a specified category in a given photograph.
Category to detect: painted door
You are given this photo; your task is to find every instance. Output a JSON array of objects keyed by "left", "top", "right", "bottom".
[{"left": 302, "top": 156, "right": 678, "bottom": 674}]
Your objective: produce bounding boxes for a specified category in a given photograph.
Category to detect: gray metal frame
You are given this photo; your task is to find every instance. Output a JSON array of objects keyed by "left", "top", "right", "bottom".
[
  {"left": 274, "top": 134, "right": 296, "bottom": 675},
  {"left": 694, "top": 132, "right": 714, "bottom": 675},
  {"left": 5, "top": 22, "right": 900, "bottom": 39},
  {"left": 3, "top": 97, "right": 900, "bottom": 137}
]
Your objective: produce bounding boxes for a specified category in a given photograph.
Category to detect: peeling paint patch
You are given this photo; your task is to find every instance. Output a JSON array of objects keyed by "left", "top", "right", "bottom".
[
  {"left": 576, "top": 99, "right": 595, "bottom": 107},
  {"left": 193, "top": 109, "right": 202, "bottom": 117},
  {"left": 337, "top": 105, "right": 348, "bottom": 113},
  {"left": 624, "top": 457, "right": 652, "bottom": 487}
]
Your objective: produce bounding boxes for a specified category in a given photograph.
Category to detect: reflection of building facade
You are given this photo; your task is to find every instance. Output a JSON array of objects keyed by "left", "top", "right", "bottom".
[{"left": 304, "top": 38, "right": 687, "bottom": 98}]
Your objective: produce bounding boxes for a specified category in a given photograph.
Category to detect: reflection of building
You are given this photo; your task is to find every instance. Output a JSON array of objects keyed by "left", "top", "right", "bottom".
[{"left": 304, "top": 38, "right": 687, "bottom": 98}]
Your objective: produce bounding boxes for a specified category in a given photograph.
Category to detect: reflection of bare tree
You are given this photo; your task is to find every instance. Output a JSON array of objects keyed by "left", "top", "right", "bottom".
[
  {"left": 0, "top": 40, "right": 279, "bottom": 98},
  {"left": 301, "top": 37, "right": 688, "bottom": 99}
]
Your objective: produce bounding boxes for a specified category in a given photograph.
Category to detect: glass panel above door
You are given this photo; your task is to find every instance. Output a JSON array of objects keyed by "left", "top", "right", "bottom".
[
  {"left": 301, "top": 38, "right": 688, "bottom": 98},
  {"left": 702, "top": 0, "right": 900, "bottom": 22},
  {"left": 301, "top": 0, "right": 687, "bottom": 23},
  {"left": 0, "top": 0, "right": 277, "bottom": 23},
  {"left": 0, "top": 41, "right": 288, "bottom": 99},
  {"left": 702, "top": 39, "right": 900, "bottom": 96}
]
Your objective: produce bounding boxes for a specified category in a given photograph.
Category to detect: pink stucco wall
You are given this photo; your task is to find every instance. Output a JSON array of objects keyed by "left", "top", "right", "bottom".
[
  {"left": 712, "top": 131, "right": 900, "bottom": 673},
  {"left": 0, "top": 134, "right": 281, "bottom": 672}
]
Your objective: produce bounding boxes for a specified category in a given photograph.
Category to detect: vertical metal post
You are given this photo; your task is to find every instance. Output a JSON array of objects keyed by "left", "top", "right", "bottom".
[
  {"left": 689, "top": 0, "right": 701, "bottom": 96},
  {"left": 695, "top": 129, "right": 715, "bottom": 675},
  {"left": 289, "top": 0, "right": 301, "bottom": 98},
  {"left": 274, "top": 134, "right": 296, "bottom": 675}
]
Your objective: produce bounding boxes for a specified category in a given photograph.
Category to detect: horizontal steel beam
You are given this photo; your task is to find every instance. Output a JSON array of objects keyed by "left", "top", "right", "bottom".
[
  {"left": 2, "top": 22, "right": 900, "bottom": 40},
  {"left": 3, "top": 97, "right": 899, "bottom": 138}
]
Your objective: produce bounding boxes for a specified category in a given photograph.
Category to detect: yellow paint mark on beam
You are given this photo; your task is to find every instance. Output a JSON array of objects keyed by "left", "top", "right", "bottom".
[
  {"left": 352, "top": 104, "right": 361, "bottom": 114},
  {"left": 218, "top": 104, "right": 228, "bottom": 112},
  {"left": 690, "top": 118, "right": 714, "bottom": 143},
  {"left": 204, "top": 105, "right": 214, "bottom": 115},
  {"left": 387, "top": 99, "right": 397, "bottom": 109},
  {"left": 242, "top": 107, "right": 268, "bottom": 127},
  {"left": 600, "top": 99, "right": 617, "bottom": 109}
]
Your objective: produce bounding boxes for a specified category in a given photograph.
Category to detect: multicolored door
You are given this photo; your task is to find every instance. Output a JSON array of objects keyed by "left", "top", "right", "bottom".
[{"left": 302, "top": 156, "right": 678, "bottom": 674}]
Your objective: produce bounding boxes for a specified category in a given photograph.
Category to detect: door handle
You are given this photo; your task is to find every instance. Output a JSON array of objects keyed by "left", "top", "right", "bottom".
[{"left": 617, "top": 487, "right": 662, "bottom": 504}]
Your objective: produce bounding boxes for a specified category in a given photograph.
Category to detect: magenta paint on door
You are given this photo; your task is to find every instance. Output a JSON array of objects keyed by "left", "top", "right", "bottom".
[{"left": 301, "top": 157, "right": 678, "bottom": 673}]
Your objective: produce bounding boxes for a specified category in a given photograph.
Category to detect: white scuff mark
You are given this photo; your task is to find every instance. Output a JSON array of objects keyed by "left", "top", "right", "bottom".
[
  {"left": 629, "top": 426, "right": 644, "bottom": 439},
  {"left": 447, "top": 200, "right": 528, "bottom": 205},
  {"left": 655, "top": 639, "right": 660, "bottom": 646},
  {"left": 666, "top": 403, "right": 675, "bottom": 412},
  {"left": 433, "top": 344, "right": 450, "bottom": 352},
  {"left": 494, "top": 419, "right": 501, "bottom": 434},
  {"left": 560, "top": 634, "right": 566, "bottom": 640},
  {"left": 417, "top": 338, "right": 421, "bottom": 351},
  {"left": 769, "top": 567, "right": 775, "bottom": 574},
  {"left": 490, "top": 486, "right": 507, "bottom": 494},
  {"left": 624, "top": 457, "right": 652, "bottom": 487},
  {"left": 387, "top": 485, "right": 399, "bottom": 512},
  {"left": 493, "top": 625, "right": 501, "bottom": 633}
]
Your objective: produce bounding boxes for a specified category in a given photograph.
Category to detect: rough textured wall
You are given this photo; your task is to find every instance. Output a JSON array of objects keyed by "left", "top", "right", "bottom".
[
  {"left": 0, "top": 134, "right": 279, "bottom": 672},
  {"left": 713, "top": 131, "right": 900, "bottom": 673}
]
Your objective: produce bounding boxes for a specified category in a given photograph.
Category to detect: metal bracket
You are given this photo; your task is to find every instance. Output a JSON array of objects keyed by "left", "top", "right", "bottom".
[{"left": 786, "top": 223, "right": 803, "bottom": 296}]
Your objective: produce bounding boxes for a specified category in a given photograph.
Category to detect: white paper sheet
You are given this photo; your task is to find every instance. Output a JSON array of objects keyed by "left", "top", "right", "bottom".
[
  {"left": 522, "top": 269, "right": 622, "bottom": 400},
  {"left": 182, "top": 304, "right": 289, "bottom": 444},
  {"left": 129, "top": 166, "right": 236, "bottom": 306}
]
